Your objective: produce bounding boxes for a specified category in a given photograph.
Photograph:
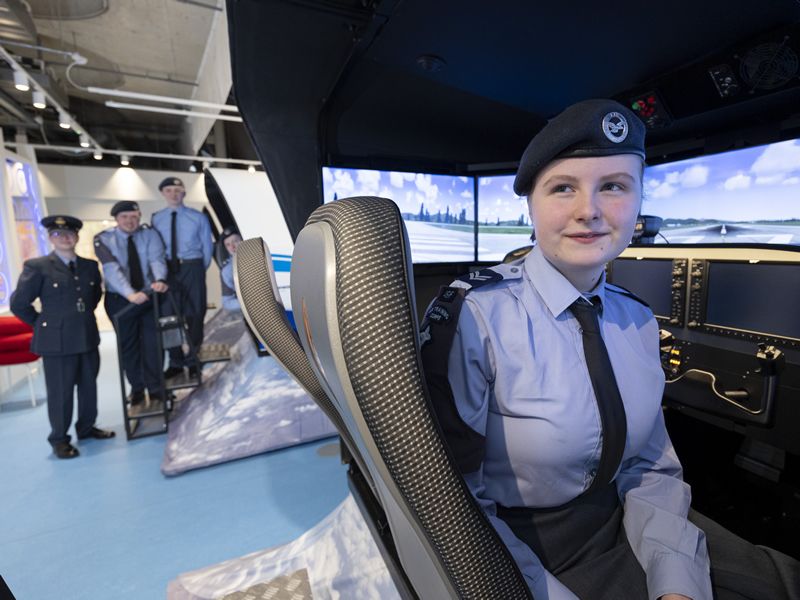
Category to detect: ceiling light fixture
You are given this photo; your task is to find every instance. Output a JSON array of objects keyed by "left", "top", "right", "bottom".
[
  {"left": 13, "top": 68, "right": 28, "bottom": 91},
  {"left": 105, "top": 101, "right": 243, "bottom": 123},
  {"left": 79, "top": 134, "right": 91, "bottom": 148},
  {"left": 188, "top": 164, "right": 197, "bottom": 173},
  {"left": 88, "top": 86, "right": 238, "bottom": 112},
  {"left": 32, "top": 89, "right": 45, "bottom": 109},
  {"left": 247, "top": 165, "right": 256, "bottom": 173},
  {"left": 93, "top": 150, "right": 103, "bottom": 160},
  {"left": 0, "top": 45, "right": 100, "bottom": 151},
  {"left": 58, "top": 110, "right": 71, "bottom": 129},
  {"left": 120, "top": 154, "right": 130, "bottom": 166}
]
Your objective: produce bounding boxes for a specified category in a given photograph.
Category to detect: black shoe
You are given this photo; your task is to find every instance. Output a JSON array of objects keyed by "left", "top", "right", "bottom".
[
  {"left": 188, "top": 365, "right": 199, "bottom": 379},
  {"left": 53, "top": 442, "right": 79, "bottom": 459},
  {"left": 163, "top": 366, "right": 184, "bottom": 379},
  {"left": 128, "top": 390, "right": 145, "bottom": 406},
  {"left": 78, "top": 426, "right": 116, "bottom": 440}
]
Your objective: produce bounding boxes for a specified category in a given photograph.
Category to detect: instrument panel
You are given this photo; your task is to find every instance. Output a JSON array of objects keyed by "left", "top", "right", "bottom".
[{"left": 611, "top": 246, "right": 800, "bottom": 454}]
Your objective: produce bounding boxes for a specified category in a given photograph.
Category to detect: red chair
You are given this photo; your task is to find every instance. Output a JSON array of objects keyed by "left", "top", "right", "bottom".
[{"left": 0, "top": 316, "right": 40, "bottom": 408}]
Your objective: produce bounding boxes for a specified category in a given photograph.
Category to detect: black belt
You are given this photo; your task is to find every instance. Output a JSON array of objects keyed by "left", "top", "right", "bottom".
[{"left": 496, "top": 482, "right": 620, "bottom": 574}]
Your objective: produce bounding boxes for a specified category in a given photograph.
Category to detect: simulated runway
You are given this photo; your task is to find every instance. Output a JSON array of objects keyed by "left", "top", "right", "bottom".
[
  {"left": 659, "top": 224, "right": 800, "bottom": 245},
  {"left": 405, "top": 221, "right": 530, "bottom": 262}
]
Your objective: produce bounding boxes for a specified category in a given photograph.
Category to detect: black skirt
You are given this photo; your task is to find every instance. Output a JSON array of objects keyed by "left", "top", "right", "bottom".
[{"left": 496, "top": 484, "right": 800, "bottom": 600}]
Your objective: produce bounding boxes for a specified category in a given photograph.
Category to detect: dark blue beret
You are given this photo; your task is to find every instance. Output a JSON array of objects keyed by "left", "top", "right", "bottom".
[
  {"left": 159, "top": 177, "right": 185, "bottom": 190},
  {"left": 513, "top": 99, "right": 646, "bottom": 197},
  {"left": 41, "top": 215, "right": 82, "bottom": 232},
  {"left": 220, "top": 226, "right": 240, "bottom": 243},
  {"left": 110, "top": 201, "right": 140, "bottom": 216}
]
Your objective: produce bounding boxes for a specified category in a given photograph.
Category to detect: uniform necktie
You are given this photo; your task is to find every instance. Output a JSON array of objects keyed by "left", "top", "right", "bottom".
[
  {"left": 127, "top": 234, "right": 145, "bottom": 291},
  {"left": 170, "top": 211, "right": 178, "bottom": 264},
  {"left": 68, "top": 261, "right": 76, "bottom": 274},
  {"left": 570, "top": 297, "right": 627, "bottom": 492}
]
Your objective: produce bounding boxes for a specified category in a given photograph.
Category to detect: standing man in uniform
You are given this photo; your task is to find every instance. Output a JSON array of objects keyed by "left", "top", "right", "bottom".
[
  {"left": 151, "top": 177, "right": 212, "bottom": 379},
  {"left": 10, "top": 215, "right": 113, "bottom": 459},
  {"left": 94, "top": 201, "right": 169, "bottom": 406}
]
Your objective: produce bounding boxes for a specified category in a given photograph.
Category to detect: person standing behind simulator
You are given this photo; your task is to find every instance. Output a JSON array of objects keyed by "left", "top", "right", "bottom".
[
  {"left": 10, "top": 215, "right": 114, "bottom": 459},
  {"left": 94, "top": 201, "right": 169, "bottom": 406},
  {"left": 219, "top": 227, "right": 242, "bottom": 312},
  {"left": 151, "top": 177, "right": 212, "bottom": 379}
]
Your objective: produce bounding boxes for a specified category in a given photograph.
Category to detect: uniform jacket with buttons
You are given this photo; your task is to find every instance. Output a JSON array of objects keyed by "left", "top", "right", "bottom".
[{"left": 10, "top": 253, "right": 102, "bottom": 356}]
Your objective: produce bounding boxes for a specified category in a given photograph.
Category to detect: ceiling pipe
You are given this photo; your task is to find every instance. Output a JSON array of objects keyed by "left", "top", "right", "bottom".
[
  {"left": 105, "top": 101, "right": 243, "bottom": 122},
  {"left": 3, "top": 141, "right": 261, "bottom": 166}
]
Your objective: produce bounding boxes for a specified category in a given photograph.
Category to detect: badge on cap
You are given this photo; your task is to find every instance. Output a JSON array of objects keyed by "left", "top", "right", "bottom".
[
  {"left": 602, "top": 111, "right": 628, "bottom": 143},
  {"left": 172, "top": 179, "right": 181, "bottom": 186},
  {"left": 55, "top": 217, "right": 66, "bottom": 226}
]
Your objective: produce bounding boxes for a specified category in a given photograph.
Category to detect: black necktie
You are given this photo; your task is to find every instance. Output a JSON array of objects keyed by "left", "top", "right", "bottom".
[
  {"left": 570, "top": 297, "right": 627, "bottom": 492},
  {"left": 127, "top": 234, "right": 145, "bottom": 291},
  {"left": 68, "top": 261, "right": 76, "bottom": 274},
  {"left": 170, "top": 211, "right": 178, "bottom": 264}
]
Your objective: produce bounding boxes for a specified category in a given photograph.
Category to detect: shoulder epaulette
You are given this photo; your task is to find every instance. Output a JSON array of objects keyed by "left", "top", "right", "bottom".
[
  {"left": 454, "top": 262, "right": 524, "bottom": 293},
  {"left": 605, "top": 283, "right": 650, "bottom": 309},
  {"left": 139, "top": 223, "right": 151, "bottom": 230},
  {"left": 502, "top": 245, "right": 534, "bottom": 264}
]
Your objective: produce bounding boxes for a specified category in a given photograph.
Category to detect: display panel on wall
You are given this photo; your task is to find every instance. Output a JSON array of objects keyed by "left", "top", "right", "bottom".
[
  {"left": 477, "top": 175, "right": 532, "bottom": 262},
  {"left": 643, "top": 139, "right": 800, "bottom": 245},
  {"left": 0, "top": 206, "right": 12, "bottom": 310},
  {"left": 7, "top": 160, "right": 48, "bottom": 261},
  {"left": 322, "top": 167, "right": 476, "bottom": 263}
]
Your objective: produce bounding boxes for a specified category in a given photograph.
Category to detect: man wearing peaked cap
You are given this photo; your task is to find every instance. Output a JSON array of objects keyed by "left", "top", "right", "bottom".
[
  {"left": 10, "top": 215, "right": 112, "bottom": 459},
  {"left": 94, "top": 200, "right": 169, "bottom": 409},
  {"left": 41, "top": 214, "right": 83, "bottom": 232},
  {"left": 152, "top": 176, "right": 212, "bottom": 381}
]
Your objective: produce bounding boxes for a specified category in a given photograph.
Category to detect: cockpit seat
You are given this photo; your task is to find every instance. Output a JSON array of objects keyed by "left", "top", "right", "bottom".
[{"left": 290, "top": 196, "right": 533, "bottom": 599}]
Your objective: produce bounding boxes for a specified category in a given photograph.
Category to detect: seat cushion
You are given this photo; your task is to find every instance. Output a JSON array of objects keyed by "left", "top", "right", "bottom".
[
  {"left": 0, "top": 349, "right": 39, "bottom": 366},
  {"left": 0, "top": 316, "right": 32, "bottom": 337},
  {"left": 0, "top": 333, "right": 34, "bottom": 355}
]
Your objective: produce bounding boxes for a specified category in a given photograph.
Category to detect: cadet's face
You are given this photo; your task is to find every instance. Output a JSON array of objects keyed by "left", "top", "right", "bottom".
[
  {"left": 161, "top": 185, "right": 185, "bottom": 206},
  {"left": 224, "top": 234, "right": 242, "bottom": 255},
  {"left": 528, "top": 154, "right": 642, "bottom": 290},
  {"left": 49, "top": 230, "right": 78, "bottom": 251},
  {"left": 115, "top": 210, "right": 141, "bottom": 233}
]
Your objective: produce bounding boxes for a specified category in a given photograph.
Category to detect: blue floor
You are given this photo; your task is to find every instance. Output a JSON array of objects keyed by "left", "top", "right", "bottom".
[{"left": 0, "top": 332, "right": 348, "bottom": 599}]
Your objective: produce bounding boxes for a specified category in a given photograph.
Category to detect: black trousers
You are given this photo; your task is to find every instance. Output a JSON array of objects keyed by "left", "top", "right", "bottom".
[
  {"left": 105, "top": 293, "right": 162, "bottom": 395},
  {"left": 165, "top": 260, "right": 206, "bottom": 368},
  {"left": 497, "top": 485, "right": 800, "bottom": 600},
  {"left": 42, "top": 349, "right": 99, "bottom": 445}
]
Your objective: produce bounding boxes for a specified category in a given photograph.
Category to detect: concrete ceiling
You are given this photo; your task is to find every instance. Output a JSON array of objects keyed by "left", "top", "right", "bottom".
[{"left": 0, "top": 0, "right": 234, "bottom": 169}]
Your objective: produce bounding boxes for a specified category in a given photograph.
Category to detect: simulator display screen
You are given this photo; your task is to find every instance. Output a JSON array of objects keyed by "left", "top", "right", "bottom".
[
  {"left": 643, "top": 139, "right": 800, "bottom": 245},
  {"left": 322, "top": 167, "right": 476, "bottom": 263},
  {"left": 705, "top": 261, "right": 800, "bottom": 340},
  {"left": 609, "top": 258, "right": 674, "bottom": 318},
  {"left": 477, "top": 175, "right": 533, "bottom": 261}
]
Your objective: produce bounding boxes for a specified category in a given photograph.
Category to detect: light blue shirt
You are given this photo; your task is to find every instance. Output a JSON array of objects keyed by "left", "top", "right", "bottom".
[
  {"left": 444, "top": 245, "right": 711, "bottom": 600},
  {"left": 220, "top": 260, "right": 240, "bottom": 312},
  {"left": 93, "top": 226, "right": 168, "bottom": 297},
  {"left": 151, "top": 204, "right": 213, "bottom": 268}
]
